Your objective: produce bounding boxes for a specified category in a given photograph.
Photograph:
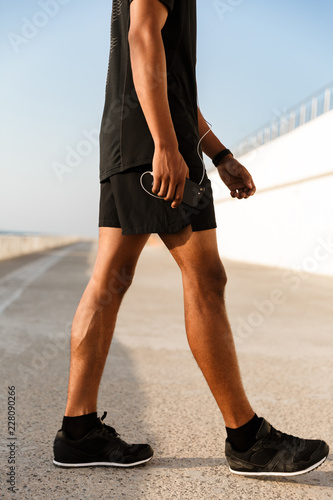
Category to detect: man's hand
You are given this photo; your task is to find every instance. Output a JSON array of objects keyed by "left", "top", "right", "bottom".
[
  {"left": 217, "top": 156, "right": 256, "bottom": 199},
  {"left": 152, "top": 144, "right": 189, "bottom": 208}
]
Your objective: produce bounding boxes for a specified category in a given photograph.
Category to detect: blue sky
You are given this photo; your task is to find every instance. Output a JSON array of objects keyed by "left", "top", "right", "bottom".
[{"left": 1, "top": 0, "right": 333, "bottom": 237}]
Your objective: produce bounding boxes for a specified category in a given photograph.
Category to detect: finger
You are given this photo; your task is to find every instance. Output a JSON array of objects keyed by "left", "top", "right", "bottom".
[
  {"left": 244, "top": 186, "right": 256, "bottom": 197},
  {"left": 164, "top": 180, "right": 177, "bottom": 202},
  {"left": 157, "top": 180, "right": 168, "bottom": 198},
  {"left": 152, "top": 176, "right": 161, "bottom": 194},
  {"left": 171, "top": 181, "right": 185, "bottom": 208},
  {"left": 247, "top": 182, "right": 256, "bottom": 194},
  {"left": 241, "top": 168, "right": 254, "bottom": 190}
]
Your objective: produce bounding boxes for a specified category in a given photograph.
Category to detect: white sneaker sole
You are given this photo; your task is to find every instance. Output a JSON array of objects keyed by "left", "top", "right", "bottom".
[
  {"left": 229, "top": 455, "right": 327, "bottom": 476},
  {"left": 53, "top": 455, "right": 153, "bottom": 468}
]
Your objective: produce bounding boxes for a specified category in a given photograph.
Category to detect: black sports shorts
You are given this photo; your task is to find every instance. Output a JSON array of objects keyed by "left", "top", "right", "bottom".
[{"left": 98, "top": 164, "right": 217, "bottom": 235}]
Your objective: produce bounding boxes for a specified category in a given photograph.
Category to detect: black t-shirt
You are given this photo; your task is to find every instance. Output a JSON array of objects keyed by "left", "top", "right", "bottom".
[{"left": 99, "top": 0, "right": 201, "bottom": 181}]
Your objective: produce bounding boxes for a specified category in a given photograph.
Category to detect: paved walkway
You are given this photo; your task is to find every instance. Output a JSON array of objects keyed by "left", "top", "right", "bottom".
[{"left": 0, "top": 241, "right": 332, "bottom": 499}]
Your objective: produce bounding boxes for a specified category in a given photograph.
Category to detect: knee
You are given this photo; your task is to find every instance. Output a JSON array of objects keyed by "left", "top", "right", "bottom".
[
  {"left": 183, "top": 259, "right": 227, "bottom": 300},
  {"left": 91, "top": 265, "right": 135, "bottom": 306},
  {"left": 205, "top": 260, "right": 227, "bottom": 298},
  {"left": 215, "top": 261, "right": 228, "bottom": 290}
]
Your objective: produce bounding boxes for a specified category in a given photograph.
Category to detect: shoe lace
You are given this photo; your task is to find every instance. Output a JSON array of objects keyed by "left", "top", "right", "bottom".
[
  {"left": 267, "top": 426, "right": 302, "bottom": 451},
  {"left": 97, "top": 411, "right": 119, "bottom": 438}
]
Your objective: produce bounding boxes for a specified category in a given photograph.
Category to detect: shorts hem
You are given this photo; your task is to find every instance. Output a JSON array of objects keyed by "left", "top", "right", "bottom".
[
  {"left": 192, "top": 223, "right": 217, "bottom": 232},
  {"left": 98, "top": 220, "right": 121, "bottom": 228},
  {"left": 121, "top": 220, "right": 191, "bottom": 236},
  {"left": 98, "top": 221, "right": 217, "bottom": 234}
]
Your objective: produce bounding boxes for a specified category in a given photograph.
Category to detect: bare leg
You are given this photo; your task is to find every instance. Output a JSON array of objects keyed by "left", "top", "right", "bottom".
[
  {"left": 159, "top": 225, "right": 254, "bottom": 428},
  {"left": 65, "top": 228, "right": 150, "bottom": 416}
]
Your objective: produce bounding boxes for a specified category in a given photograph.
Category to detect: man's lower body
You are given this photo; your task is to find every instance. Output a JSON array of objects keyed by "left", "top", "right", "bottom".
[{"left": 53, "top": 165, "right": 329, "bottom": 475}]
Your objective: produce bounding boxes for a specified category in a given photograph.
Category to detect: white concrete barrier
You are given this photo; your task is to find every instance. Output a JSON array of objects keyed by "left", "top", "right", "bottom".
[
  {"left": 0, "top": 235, "right": 81, "bottom": 261},
  {"left": 211, "top": 109, "right": 333, "bottom": 276}
]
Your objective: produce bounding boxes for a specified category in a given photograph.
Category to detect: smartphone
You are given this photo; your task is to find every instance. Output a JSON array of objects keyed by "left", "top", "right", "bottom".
[
  {"left": 142, "top": 173, "right": 205, "bottom": 208},
  {"left": 181, "top": 178, "right": 206, "bottom": 208}
]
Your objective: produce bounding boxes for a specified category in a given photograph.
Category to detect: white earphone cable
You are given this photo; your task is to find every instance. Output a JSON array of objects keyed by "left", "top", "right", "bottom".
[
  {"left": 140, "top": 120, "right": 213, "bottom": 198},
  {"left": 197, "top": 120, "right": 212, "bottom": 185}
]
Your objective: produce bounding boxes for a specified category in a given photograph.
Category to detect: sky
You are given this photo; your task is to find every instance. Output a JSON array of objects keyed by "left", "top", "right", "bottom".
[{"left": 1, "top": 0, "right": 333, "bottom": 238}]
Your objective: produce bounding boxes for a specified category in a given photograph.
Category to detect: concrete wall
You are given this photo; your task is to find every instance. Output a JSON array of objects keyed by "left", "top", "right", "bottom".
[
  {"left": 0, "top": 235, "right": 81, "bottom": 261},
  {"left": 210, "top": 109, "right": 333, "bottom": 276}
]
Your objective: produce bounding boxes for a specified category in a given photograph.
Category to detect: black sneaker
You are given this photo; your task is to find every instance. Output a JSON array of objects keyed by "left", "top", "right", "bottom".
[
  {"left": 53, "top": 411, "right": 153, "bottom": 468},
  {"left": 225, "top": 418, "right": 329, "bottom": 476}
]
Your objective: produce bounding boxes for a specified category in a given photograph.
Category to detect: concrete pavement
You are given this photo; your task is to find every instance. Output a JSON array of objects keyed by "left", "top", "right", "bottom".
[{"left": 0, "top": 240, "right": 332, "bottom": 499}]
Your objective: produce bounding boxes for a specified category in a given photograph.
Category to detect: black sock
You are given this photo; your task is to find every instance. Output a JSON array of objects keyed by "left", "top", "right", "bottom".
[
  {"left": 226, "top": 413, "right": 263, "bottom": 452},
  {"left": 62, "top": 412, "right": 98, "bottom": 440}
]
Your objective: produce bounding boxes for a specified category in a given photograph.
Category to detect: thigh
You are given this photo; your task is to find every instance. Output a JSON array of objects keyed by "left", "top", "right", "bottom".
[
  {"left": 91, "top": 227, "right": 150, "bottom": 287},
  {"left": 159, "top": 226, "right": 224, "bottom": 276}
]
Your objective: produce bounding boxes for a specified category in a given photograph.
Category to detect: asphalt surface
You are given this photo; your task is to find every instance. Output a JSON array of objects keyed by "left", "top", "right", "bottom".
[{"left": 0, "top": 240, "right": 332, "bottom": 499}]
